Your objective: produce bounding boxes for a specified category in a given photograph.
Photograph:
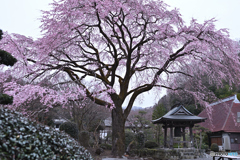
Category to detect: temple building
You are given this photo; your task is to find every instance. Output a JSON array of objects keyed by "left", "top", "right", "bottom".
[
  {"left": 152, "top": 105, "right": 207, "bottom": 148},
  {"left": 198, "top": 95, "right": 240, "bottom": 151}
]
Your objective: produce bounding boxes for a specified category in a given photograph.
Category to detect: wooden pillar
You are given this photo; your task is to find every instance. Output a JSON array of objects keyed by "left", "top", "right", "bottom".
[
  {"left": 182, "top": 127, "right": 186, "bottom": 148},
  {"left": 170, "top": 126, "right": 173, "bottom": 148},
  {"left": 164, "top": 125, "right": 167, "bottom": 148},
  {"left": 189, "top": 125, "right": 193, "bottom": 148}
]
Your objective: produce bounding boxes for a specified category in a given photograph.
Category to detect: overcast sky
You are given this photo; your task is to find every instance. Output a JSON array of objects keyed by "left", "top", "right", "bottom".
[{"left": 1, "top": 0, "right": 240, "bottom": 107}]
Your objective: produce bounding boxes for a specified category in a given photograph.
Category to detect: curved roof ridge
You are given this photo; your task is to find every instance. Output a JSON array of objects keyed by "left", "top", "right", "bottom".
[{"left": 209, "top": 95, "right": 235, "bottom": 106}]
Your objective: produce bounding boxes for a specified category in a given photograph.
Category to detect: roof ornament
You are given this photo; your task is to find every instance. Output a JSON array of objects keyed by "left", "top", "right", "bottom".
[{"left": 233, "top": 94, "right": 240, "bottom": 103}]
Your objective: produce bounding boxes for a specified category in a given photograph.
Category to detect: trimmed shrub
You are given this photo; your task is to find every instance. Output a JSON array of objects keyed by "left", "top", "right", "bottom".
[
  {"left": 144, "top": 141, "right": 158, "bottom": 148},
  {"left": 135, "top": 132, "right": 145, "bottom": 149},
  {"left": 210, "top": 143, "right": 219, "bottom": 152},
  {"left": 0, "top": 107, "right": 93, "bottom": 159},
  {"left": 125, "top": 130, "right": 135, "bottom": 148},
  {"left": 60, "top": 121, "right": 78, "bottom": 140}
]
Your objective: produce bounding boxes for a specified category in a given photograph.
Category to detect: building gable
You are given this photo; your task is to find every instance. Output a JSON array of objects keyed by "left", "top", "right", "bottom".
[{"left": 198, "top": 95, "right": 240, "bottom": 133}]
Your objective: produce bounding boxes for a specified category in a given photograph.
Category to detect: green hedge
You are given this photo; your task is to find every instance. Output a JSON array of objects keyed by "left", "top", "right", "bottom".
[{"left": 144, "top": 141, "right": 158, "bottom": 148}]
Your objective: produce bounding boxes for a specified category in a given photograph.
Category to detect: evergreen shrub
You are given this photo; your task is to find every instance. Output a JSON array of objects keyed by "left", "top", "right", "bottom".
[
  {"left": 210, "top": 143, "right": 219, "bottom": 152},
  {"left": 144, "top": 141, "right": 158, "bottom": 148},
  {"left": 125, "top": 130, "right": 135, "bottom": 148},
  {"left": 0, "top": 107, "right": 93, "bottom": 159},
  {"left": 59, "top": 121, "right": 78, "bottom": 140},
  {"left": 135, "top": 132, "right": 145, "bottom": 149}
]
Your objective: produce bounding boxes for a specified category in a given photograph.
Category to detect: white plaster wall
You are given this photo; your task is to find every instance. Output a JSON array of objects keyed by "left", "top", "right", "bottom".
[{"left": 222, "top": 133, "right": 231, "bottom": 150}]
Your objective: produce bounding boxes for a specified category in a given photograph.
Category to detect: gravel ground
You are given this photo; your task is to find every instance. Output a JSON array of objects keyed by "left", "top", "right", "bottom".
[
  {"left": 102, "top": 153, "right": 240, "bottom": 160},
  {"left": 102, "top": 158, "right": 212, "bottom": 160},
  {"left": 102, "top": 156, "right": 240, "bottom": 160},
  {"left": 102, "top": 157, "right": 236, "bottom": 160},
  {"left": 102, "top": 156, "right": 213, "bottom": 160}
]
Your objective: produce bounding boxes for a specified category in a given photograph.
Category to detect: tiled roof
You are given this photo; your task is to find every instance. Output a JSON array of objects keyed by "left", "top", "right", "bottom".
[
  {"left": 198, "top": 95, "right": 240, "bottom": 133},
  {"left": 152, "top": 105, "right": 206, "bottom": 124}
]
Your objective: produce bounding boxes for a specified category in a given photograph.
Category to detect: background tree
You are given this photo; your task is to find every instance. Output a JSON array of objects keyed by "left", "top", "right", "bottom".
[
  {"left": 69, "top": 99, "right": 110, "bottom": 133},
  {"left": 128, "top": 110, "right": 150, "bottom": 133},
  {"left": 1, "top": 0, "right": 240, "bottom": 156},
  {"left": 152, "top": 103, "right": 167, "bottom": 145},
  {"left": 193, "top": 124, "right": 209, "bottom": 150}
]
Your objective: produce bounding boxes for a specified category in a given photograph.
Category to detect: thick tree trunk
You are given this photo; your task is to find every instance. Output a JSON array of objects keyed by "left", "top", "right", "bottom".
[{"left": 111, "top": 106, "right": 125, "bottom": 157}]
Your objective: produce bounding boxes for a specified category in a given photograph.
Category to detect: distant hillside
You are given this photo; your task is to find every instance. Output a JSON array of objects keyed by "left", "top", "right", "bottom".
[
  {"left": 126, "top": 106, "right": 154, "bottom": 121},
  {"left": 123, "top": 106, "right": 152, "bottom": 110},
  {"left": 131, "top": 106, "right": 143, "bottom": 110}
]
